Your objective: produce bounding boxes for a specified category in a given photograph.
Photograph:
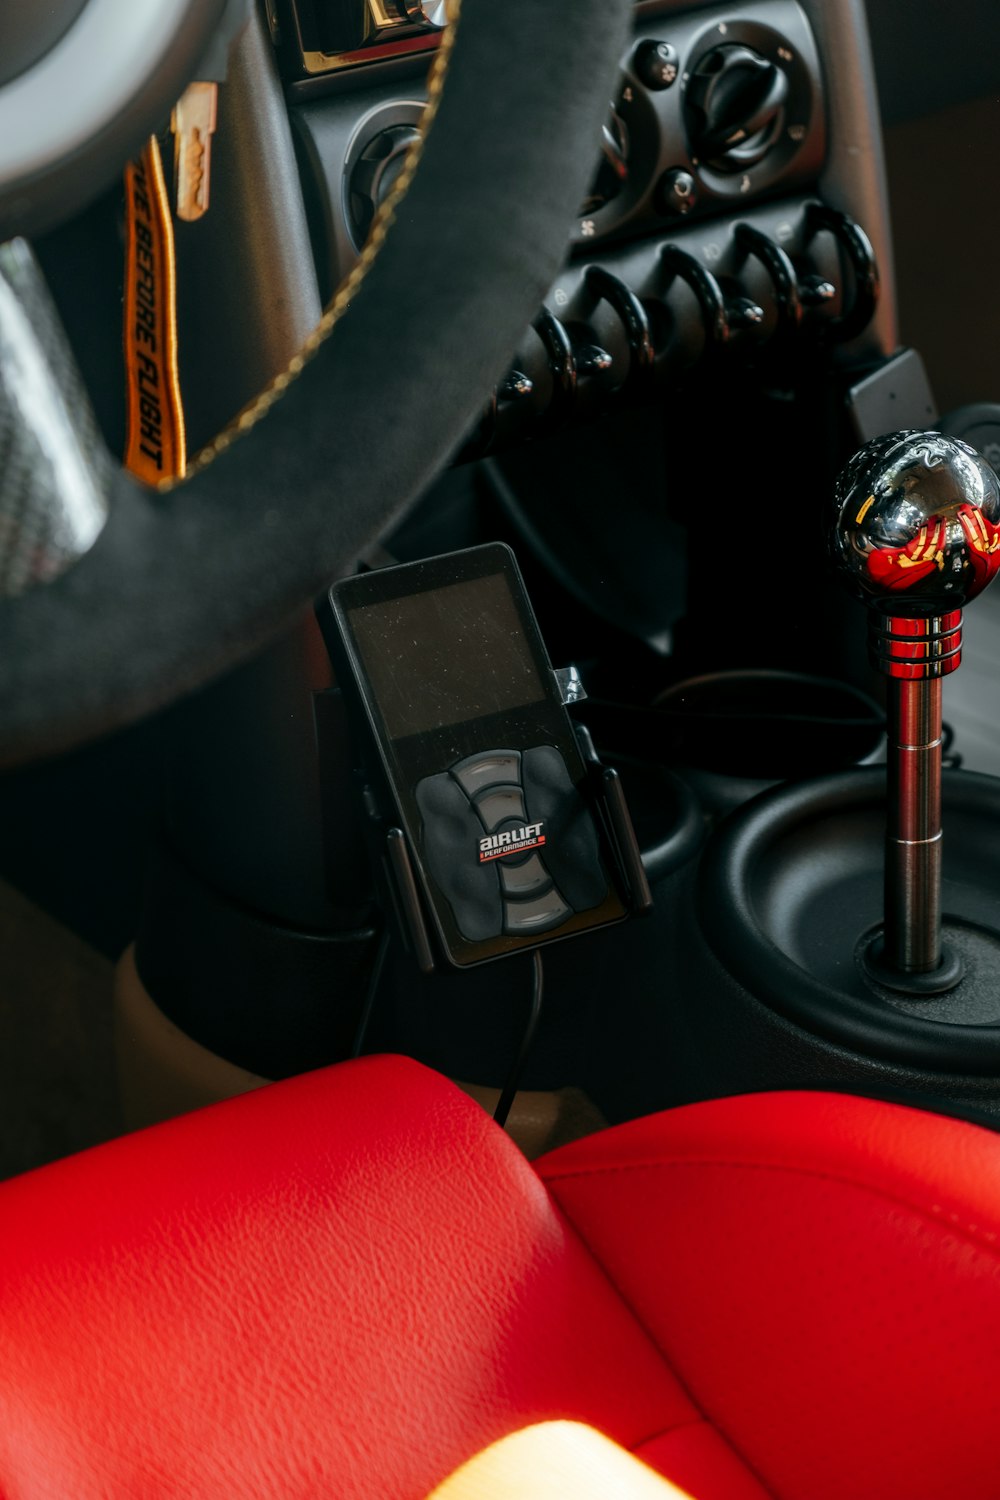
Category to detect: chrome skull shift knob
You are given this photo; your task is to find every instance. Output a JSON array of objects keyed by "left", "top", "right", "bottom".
[
  {"left": 830, "top": 430, "right": 1000, "bottom": 987},
  {"left": 832, "top": 430, "right": 1000, "bottom": 663}
]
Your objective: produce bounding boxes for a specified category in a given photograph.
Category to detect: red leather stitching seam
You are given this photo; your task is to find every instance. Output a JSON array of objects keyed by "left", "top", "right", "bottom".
[
  {"left": 541, "top": 1157, "right": 1000, "bottom": 1261},
  {"left": 548, "top": 1193, "right": 779, "bottom": 1499},
  {"left": 629, "top": 1413, "right": 721, "bottom": 1449},
  {"left": 544, "top": 1153, "right": 1000, "bottom": 1500}
]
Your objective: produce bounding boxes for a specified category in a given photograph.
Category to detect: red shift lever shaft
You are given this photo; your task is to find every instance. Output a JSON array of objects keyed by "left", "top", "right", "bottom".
[{"left": 831, "top": 431, "right": 1000, "bottom": 981}]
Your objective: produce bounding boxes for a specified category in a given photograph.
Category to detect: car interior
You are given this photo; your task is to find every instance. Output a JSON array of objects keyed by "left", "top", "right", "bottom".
[{"left": 3, "top": 1, "right": 1000, "bottom": 1495}]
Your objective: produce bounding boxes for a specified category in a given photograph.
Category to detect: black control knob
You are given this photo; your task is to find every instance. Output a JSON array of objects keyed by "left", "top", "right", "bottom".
[
  {"left": 633, "top": 39, "right": 679, "bottom": 91},
  {"left": 686, "top": 44, "right": 789, "bottom": 171},
  {"left": 657, "top": 167, "right": 697, "bottom": 217},
  {"left": 581, "top": 105, "right": 629, "bottom": 216},
  {"left": 349, "top": 124, "right": 422, "bottom": 245}
]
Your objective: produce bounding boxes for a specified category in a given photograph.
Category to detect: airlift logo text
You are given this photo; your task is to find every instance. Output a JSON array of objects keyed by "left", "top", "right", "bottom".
[{"left": 479, "top": 823, "right": 546, "bottom": 862}]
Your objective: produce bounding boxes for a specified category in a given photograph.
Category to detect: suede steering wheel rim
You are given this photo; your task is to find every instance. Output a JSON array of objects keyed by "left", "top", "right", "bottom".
[{"left": 0, "top": 1, "right": 632, "bottom": 767}]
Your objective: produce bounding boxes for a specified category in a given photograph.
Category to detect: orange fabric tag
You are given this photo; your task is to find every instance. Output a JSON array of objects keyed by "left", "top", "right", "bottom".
[{"left": 123, "top": 138, "right": 186, "bottom": 485}]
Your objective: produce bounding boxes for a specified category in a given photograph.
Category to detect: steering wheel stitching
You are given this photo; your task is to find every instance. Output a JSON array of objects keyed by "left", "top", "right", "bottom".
[{"left": 0, "top": 1, "right": 632, "bottom": 766}]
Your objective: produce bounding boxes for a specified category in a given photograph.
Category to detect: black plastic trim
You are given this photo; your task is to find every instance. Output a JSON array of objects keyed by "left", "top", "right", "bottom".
[{"left": 700, "top": 767, "right": 1000, "bottom": 1072}]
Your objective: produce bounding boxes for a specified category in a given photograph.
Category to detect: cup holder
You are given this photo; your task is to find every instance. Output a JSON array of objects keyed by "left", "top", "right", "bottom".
[
  {"left": 582, "top": 669, "right": 885, "bottom": 818},
  {"left": 607, "top": 755, "right": 703, "bottom": 883},
  {"left": 652, "top": 670, "right": 885, "bottom": 779}
]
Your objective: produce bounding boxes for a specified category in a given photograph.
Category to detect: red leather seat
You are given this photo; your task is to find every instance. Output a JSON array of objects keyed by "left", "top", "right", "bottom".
[{"left": 1, "top": 1054, "right": 998, "bottom": 1498}]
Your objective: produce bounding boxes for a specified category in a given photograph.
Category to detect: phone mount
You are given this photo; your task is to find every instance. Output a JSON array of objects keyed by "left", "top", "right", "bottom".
[
  {"left": 383, "top": 721, "right": 653, "bottom": 974},
  {"left": 326, "top": 544, "right": 652, "bottom": 977}
]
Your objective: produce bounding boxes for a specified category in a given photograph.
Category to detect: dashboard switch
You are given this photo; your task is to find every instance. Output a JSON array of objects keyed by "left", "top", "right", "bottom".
[{"left": 581, "top": 105, "right": 629, "bottom": 216}]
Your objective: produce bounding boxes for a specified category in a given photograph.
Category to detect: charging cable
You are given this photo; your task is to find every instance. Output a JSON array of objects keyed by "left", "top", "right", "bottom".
[
  {"left": 493, "top": 951, "right": 544, "bottom": 1129},
  {"left": 352, "top": 932, "right": 544, "bottom": 1133},
  {"left": 350, "top": 927, "right": 391, "bottom": 1059}
]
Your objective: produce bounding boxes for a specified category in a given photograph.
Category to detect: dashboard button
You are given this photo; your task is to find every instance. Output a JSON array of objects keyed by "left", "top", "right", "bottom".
[
  {"left": 451, "top": 751, "right": 521, "bottom": 799},
  {"left": 499, "top": 855, "right": 553, "bottom": 897},
  {"left": 504, "top": 890, "right": 571, "bottom": 934},
  {"left": 475, "top": 786, "right": 527, "bottom": 832}
]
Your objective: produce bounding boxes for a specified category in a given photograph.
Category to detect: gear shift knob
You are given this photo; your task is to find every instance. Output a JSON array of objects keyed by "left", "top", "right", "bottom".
[
  {"left": 830, "top": 430, "right": 1000, "bottom": 985},
  {"left": 833, "top": 430, "right": 1000, "bottom": 652}
]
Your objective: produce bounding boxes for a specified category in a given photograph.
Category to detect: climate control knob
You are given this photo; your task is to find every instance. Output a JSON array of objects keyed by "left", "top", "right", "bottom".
[{"left": 686, "top": 44, "right": 789, "bottom": 172}]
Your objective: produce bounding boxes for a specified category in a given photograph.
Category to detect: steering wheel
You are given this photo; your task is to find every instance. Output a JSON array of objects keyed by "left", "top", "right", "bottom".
[{"left": 0, "top": 1, "right": 631, "bottom": 767}]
